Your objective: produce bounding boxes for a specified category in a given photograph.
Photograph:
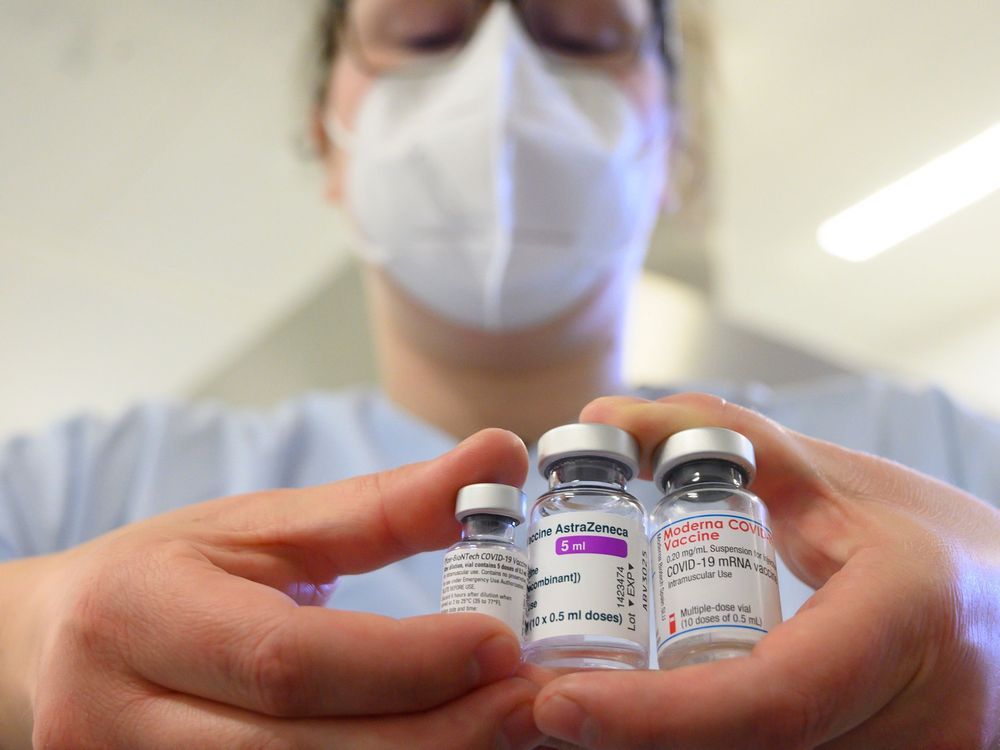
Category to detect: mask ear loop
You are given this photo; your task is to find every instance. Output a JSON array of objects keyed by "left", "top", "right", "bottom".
[{"left": 324, "top": 115, "right": 357, "bottom": 152}]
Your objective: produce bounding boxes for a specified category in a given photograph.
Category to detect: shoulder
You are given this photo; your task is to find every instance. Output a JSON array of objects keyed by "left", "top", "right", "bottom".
[
  {"left": 104, "top": 387, "right": 390, "bottom": 494},
  {"left": 0, "top": 388, "right": 387, "bottom": 539}
]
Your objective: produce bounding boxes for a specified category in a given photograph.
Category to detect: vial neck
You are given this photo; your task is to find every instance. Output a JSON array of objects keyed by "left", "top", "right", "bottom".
[
  {"left": 664, "top": 460, "right": 747, "bottom": 492},
  {"left": 461, "top": 514, "right": 517, "bottom": 544},
  {"left": 548, "top": 458, "right": 630, "bottom": 492}
]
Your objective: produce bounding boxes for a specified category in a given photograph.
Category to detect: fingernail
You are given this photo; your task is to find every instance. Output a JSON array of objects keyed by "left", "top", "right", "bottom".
[
  {"left": 537, "top": 693, "right": 597, "bottom": 746},
  {"left": 473, "top": 633, "right": 521, "bottom": 686},
  {"left": 497, "top": 703, "right": 544, "bottom": 750}
]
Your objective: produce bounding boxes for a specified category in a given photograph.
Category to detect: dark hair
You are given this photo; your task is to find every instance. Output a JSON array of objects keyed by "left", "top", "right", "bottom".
[
  {"left": 312, "top": 0, "right": 678, "bottom": 109},
  {"left": 314, "top": 1, "right": 348, "bottom": 108}
]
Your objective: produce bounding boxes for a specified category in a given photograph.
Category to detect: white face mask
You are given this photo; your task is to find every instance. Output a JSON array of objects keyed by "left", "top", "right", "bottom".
[{"left": 328, "top": 5, "right": 669, "bottom": 331}]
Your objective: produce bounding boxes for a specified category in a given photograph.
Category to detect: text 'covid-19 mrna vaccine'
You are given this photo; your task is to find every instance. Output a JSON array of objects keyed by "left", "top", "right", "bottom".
[{"left": 649, "top": 427, "right": 782, "bottom": 670}]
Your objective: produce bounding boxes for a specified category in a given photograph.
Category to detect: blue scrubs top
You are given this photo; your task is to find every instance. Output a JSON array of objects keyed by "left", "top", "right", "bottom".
[{"left": 2, "top": 375, "right": 998, "bottom": 621}]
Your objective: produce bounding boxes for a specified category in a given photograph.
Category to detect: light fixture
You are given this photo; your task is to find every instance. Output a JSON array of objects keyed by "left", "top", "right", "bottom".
[{"left": 818, "top": 122, "right": 1000, "bottom": 262}]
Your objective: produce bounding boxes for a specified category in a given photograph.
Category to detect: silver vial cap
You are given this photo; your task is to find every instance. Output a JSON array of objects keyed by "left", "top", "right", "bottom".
[
  {"left": 455, "top": 483, "right": 527, "bottom": 524},
  {"left": 537, "top": 423, "right": 640, "bottom": 479},
  {"left": 652, "top": 427, "right": 756, "bottom": 490}
]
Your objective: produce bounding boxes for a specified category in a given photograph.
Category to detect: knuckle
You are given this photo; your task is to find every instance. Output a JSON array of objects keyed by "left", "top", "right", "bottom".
[
  {"left": 662, "top": 392, "right": 759, "bottom": 428},
  {"left": 581, "top": 394, "right": 648, "bottom": 420},
  {"left": 351, "top": 469, "right": 385, "bottom": 497},
  {"left": 250, "top": 621, "right": 308, "bottom": 717},
  {"left": 378, "top": 623, "right": 429, "bottom": 697},
  {"left": 360, "top": 468, "right": 415, "bottom": 557},
  {"left": 581, "top": 394, "right": 624, "bottom": 416},
  {"left": 690, "top": 393, "right": 747, "bottom": 426},
  {"left": 660, "top": 391, "right": 729, "bottom": 410},
  {"left": 754, "top": 685, "right": 832, "bottom": 750},
  {"left": 62, "top": 566, "right": 129, "bottom": 660}
]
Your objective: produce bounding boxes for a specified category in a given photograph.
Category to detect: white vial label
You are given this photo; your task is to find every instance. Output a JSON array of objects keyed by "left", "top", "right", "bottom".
[
  {"left": 440, "top": 548, "right": 529, "bottom": 639},
  {"left": 652, "top": 512, "right": 781, "bottom": 654},
  {"left": 525, "top": 511, "right": 648, "bottom": 648}
]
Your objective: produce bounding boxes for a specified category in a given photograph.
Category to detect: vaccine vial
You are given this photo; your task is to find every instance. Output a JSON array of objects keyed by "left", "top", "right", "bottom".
[
  {"left": 650, "top": 427, "right": 782, "bottom": 669},
  {"left": 440, "top": 483, "right": 529, "bottom": 639},
  {"left": 523, "top": 424, "right": 649, "bottom": 671}
]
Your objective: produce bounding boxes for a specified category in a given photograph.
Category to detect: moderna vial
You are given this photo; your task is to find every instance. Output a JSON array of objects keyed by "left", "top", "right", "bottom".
[
  {"left": 440, "top": 483, "right": 529, "bottom": 639},
  {"left": 650, "top": 427, "right": 782, "bottom": 669},
  {"left": 523, "top": 424, "right": 649, "bottom": 670}
]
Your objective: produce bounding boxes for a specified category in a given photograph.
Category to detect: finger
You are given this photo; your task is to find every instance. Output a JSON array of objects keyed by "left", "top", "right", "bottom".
[
  {"left": 534, "top": 552, "right": 927, "bottom": 750},
  {"left": 580, "top": 393, "right": 825, "bottom": 498},
  {"left": 580, "top": 393, "right": 867, "bottom": 586},
  {"left": 172, "top": 427, "right": 529, "bottom": 590},
  {"left": 119, "top": 552, "right": 523, "bottom": 717},
  {"left": 113, "top": 675, "right": 543, "bottom": 750}
]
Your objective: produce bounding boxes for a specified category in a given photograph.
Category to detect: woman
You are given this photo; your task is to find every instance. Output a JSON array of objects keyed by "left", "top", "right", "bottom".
[{"left": 1, "top": 2, "right": 998, "bottom": 747}]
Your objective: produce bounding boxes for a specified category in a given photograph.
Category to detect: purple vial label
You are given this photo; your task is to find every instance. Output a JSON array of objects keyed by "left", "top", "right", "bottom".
[{"left": 555, "top": 535, "right": 628, "bottom": 558}]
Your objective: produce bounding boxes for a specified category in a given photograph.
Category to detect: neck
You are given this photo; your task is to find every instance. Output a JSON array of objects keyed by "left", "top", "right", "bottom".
[{"left": 368, "top": 268, "right": 631, "bottom": 445}]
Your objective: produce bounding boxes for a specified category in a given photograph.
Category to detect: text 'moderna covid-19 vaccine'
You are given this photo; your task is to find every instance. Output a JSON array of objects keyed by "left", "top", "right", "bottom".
[
  {"left": 440, "top": 483, "right": 529, "bottom": 639},
  {"left": 650, "top": 427, "right": 782, "bottom": 669},
  {"left": 523, "top": 423, "right": 649, "bottom": 670}
]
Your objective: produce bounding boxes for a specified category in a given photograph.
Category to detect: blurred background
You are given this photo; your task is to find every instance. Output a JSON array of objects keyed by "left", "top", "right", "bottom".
[{"left": 2, "top": 0, "right": 998, "bottom": 439}]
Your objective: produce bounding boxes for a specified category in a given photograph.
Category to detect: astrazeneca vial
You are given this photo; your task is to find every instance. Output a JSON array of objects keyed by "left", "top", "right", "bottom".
[
  {"left": 522, "top": 424, "right": 649, "bottom": 670},
  {"left": 440, "top": 483, "right": 529, "bottom": 639},
  {"left": 650, "top": 427, "right": 782, "bottom": 669}
]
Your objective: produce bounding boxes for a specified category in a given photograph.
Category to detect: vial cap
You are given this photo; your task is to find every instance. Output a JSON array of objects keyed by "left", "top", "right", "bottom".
[
  {"left": 652, "top": 427, "right": 756, "bottom": 490},
  {"left": 455, "top": 483, "right": 527, "bottom": 524},
  {"left": 536, "top": 423, "right": 640, "bottom": 479}
]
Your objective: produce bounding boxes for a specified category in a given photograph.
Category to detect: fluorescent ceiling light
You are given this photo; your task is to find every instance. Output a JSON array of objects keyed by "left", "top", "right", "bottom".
[{"left": 818, "top": 122, "right": 1000, "bottom": 262}]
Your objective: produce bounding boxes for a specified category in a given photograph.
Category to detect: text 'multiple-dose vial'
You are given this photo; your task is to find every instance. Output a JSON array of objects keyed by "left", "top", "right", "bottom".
[
  {"left": 440, "top": 483, "right": 529, "bottom": 639},
  {"left": 523, "top": 423, "right": 649, "bottom": 671},
  {"left": 649, "top": 427, "right": 782, "bottom": 669}
]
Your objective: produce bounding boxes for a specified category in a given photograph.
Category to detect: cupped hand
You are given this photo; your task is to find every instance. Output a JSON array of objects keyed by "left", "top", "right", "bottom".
[
  {"left": 1, "top": 428, "right": 544, "bottom": 749},
  {"left": 534, "top": 394, "right": 1000, "bottom": 749}
]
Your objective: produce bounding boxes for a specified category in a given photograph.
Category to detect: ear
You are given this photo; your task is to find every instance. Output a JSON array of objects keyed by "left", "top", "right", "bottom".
[{"left": 311, "top": 105, "right": 331, "bottom": 159}]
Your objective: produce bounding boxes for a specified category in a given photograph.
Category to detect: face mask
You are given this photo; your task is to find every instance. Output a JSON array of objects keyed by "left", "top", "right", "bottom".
[{"left": 328, "top": 5, "right": 669, "bottom": 331}]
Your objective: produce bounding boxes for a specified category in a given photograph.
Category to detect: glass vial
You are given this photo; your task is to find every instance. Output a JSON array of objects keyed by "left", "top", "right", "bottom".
[
  {"left": 523, "top": 424, "right": 649, "bottom": 671},
  {"left": 650, "top": 427, "right": 782, "bottom": 670},
  {"left": 440, "top": 483, "right": 529, "bottom": 639}
]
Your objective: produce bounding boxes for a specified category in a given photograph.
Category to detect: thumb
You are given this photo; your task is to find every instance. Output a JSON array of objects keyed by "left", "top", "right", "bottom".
[{"left": 161, "top": 427, "right": 530, "bottom": 594}]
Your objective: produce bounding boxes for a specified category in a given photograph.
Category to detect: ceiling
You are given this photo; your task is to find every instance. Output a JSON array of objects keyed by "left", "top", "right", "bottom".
[
  {"left": 1, "top": 0, "right": 998, "bottom": 440},
  {"left": 702, "top": 0, "right": 1000, "bottom": 412}
]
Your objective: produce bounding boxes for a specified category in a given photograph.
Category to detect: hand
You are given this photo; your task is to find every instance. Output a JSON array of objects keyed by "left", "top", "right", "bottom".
[
  {"left": 533, "top": 394, "right": 1000, "bottom": 749},
  {"left": 0, "top": 428, "right": 544, "bottom": 749}
]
